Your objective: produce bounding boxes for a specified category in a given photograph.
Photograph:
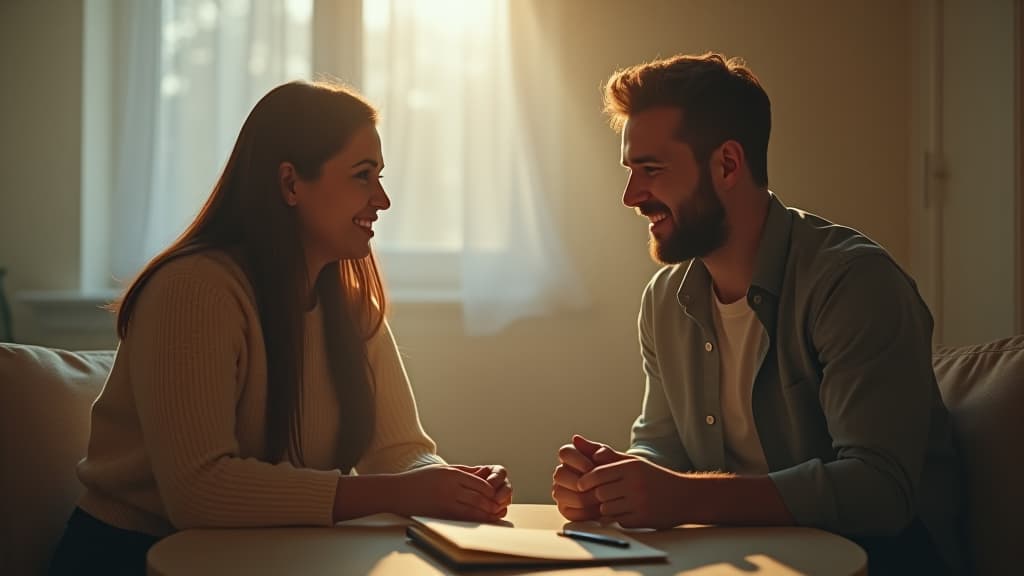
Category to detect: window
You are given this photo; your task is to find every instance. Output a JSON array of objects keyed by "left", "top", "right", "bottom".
[{"left": 83, "top": 0, "right": 584, "bottom": 333}]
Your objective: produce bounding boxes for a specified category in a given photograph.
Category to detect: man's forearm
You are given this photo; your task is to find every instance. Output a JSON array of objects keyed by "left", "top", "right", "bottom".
[{"left": 679, "top": 473, "right": 795, "bottom": 526}]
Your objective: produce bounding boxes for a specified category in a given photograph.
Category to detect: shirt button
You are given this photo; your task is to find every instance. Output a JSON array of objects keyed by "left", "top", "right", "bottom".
[
  {"left": 752, "top": 294, "right": 763, "bottom": 306},
  {"left": 705, "top": 415, "right": 716, "bottom": 425},
  {"left": 704, "top": 341, "right": 713, "bottom": 352}
]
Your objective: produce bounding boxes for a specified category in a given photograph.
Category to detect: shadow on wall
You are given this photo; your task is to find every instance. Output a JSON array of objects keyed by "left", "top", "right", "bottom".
[{"left": 1, "top": 268, "right": 14, "bottom": 342}]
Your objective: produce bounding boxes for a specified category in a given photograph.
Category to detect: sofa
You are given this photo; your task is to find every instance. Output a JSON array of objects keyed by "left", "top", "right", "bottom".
[
  {"left": 1, "top": 335, "right": 1022, "bottom": 575},
  {"left": 932, "top": 335, "right": 1024, "bottom": 574},
  {"left": 0, "top": 346, "right": 114, "bottom": 576}
]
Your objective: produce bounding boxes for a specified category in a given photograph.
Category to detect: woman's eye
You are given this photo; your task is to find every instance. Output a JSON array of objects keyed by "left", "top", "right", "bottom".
[{"left": 354, "top": 170, "right": 383, "bottom": 183}]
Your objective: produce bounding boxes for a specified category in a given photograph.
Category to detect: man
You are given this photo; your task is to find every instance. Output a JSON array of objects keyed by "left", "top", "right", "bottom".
[{"left": 552, "top": 53, "right": 961, "bottom": 574}]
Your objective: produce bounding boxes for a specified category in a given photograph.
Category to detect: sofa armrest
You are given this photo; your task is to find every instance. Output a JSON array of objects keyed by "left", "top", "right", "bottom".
[{"left": 0, "top": 344, "right": 114, "bottom": 576}]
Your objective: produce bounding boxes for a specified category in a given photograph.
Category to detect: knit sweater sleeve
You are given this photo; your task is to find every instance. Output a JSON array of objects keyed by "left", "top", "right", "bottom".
[
  {"left": 355, "top": 319, "right": 446, "bottom": 474},
  {"left": 128, "top": 260, "right": 340, "bottom": 529}
]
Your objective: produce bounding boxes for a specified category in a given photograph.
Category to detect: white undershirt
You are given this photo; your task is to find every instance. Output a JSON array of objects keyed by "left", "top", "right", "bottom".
[{"left": 711, "top": 289, "right": 770, "bottom": 475}]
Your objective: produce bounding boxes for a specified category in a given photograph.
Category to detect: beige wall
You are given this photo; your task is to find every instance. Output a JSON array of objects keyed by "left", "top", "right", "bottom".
[
  {"left": 1, "top": 0, "right": 916, "bottom": 504},
  {"left": 0, "top": 0, "right": 85, "bottom": 346}
]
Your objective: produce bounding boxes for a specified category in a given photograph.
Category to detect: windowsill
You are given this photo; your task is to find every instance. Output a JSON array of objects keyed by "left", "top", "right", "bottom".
[
  {"left": 18, "top": 287, "right": 461, "bottom": 335},
  {"left": 388, "top": 288, "right": 461, "bottom": 304},
  {"left": 19, "top": 289, "right": 120, "bottom": 335},
  {"left": 20, "top": 238, "right": 467, "bottom": 336}
]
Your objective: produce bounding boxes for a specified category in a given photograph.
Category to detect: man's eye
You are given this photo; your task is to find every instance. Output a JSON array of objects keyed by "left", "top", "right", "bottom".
[{"left": 644, "top": 166, "right": 662, "bottom": 176}]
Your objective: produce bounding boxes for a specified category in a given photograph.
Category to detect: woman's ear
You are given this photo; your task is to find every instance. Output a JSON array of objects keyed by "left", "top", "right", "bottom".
[{"left": 278, "top": 162, "right": 299, "bottom": 206}]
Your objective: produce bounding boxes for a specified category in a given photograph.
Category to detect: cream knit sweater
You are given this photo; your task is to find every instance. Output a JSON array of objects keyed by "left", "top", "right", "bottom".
[{"left": 76, "top": 251, "right": 444, "bottom": 536}]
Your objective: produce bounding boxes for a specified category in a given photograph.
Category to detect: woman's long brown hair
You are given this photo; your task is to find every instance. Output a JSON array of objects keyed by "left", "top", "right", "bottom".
[{"left": 112, "top": 81, "right": 385, "bottom": 473}]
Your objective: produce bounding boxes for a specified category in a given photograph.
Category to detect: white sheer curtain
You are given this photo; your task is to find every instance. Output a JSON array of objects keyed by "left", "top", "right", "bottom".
[
  {"left": 362, "top": 0, "right": 586, "bottom": 334},
  {"left": 110, "top": 0, "right": 312, "bottom": 281},
  {"left": 107, "top": 0, "right": 585, "bottom": 334}
]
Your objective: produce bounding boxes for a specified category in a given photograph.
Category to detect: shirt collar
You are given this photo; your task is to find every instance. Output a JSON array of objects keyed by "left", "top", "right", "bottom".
[
  {"left": 676, "top": 191, "right": 792, "bottom": 326},
  {"left": 750, "top": 191, "right": 793, "bottom": 298}
]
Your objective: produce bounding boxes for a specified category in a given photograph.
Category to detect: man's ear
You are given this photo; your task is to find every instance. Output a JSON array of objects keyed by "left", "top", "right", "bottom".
[
  {"left": 714, "top": 140, "right": 745, "bottom": 190},
  {"left": 279, "top": 162, "right": 299, "bottom": 206}
]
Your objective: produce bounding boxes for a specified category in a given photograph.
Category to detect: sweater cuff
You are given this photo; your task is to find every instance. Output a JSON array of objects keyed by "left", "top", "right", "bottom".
[
  {"left": 292, "top": 468, "right": 343, "bottom": 526},
  {"left": 406, "top": 452, "right": 446, "bottom": 470}
]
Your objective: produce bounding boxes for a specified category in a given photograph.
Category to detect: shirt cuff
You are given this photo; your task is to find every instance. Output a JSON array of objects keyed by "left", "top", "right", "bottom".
[
  {"left": 626, "top": 446, "right": 672, "bottom": 468},
  {"left": 768, "top": 458, "right": 839, "bottom": 530}
]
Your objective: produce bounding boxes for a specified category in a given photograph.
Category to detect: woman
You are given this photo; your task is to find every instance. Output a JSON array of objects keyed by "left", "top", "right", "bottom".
[{"left": 50, "top": 81, "right": 512, "bottom": 575}]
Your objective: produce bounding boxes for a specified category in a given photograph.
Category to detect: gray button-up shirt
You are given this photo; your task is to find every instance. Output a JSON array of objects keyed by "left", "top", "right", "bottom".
[{"left": 628, "top": 193, "right": 961, "bottom": 571}]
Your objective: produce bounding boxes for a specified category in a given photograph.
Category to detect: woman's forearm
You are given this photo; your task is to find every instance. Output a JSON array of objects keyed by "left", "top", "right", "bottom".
[{"left": 332, "top": 474, "right": 404, "bottom": 522}]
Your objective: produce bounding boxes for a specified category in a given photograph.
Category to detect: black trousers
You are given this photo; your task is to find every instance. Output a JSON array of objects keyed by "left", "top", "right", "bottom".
[{"left": 49, "top": 507, "right": 160, "bottom": 576}]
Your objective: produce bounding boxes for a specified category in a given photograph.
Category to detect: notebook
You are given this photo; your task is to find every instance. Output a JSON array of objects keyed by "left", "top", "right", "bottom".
[{"left": 406, "top": 516, "right": 668, "bottom": 570}]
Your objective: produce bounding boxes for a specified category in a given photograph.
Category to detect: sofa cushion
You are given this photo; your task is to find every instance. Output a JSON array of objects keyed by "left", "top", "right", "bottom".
[
  {"left": 0, "top": 344, "right": 113, "bottom": 576},
  {"left": 933, "top": 335, "right": 1024, "bottom": 575}
]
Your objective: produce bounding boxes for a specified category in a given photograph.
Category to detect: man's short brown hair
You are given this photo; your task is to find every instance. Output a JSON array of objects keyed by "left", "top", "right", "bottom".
[{"left": 604, "top": 52, "right": 771, "bottom": 187}]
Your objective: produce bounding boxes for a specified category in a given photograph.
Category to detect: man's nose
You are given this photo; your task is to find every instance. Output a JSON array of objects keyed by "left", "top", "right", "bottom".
[{"left": 621, "top": 174, "right": 646, "bottom": 208}]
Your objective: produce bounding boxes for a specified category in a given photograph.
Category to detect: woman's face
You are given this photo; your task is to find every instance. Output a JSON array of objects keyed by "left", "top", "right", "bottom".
[{"left": 285, "top": 124, "right": 390, "bottom": 266}]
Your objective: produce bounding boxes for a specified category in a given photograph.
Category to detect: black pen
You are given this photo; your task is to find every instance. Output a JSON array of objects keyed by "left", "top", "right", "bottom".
[{"left": 557, "top": 529, "right": 631, "bottom": 548}]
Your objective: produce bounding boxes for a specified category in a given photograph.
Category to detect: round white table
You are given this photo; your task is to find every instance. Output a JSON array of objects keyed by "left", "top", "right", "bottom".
[{"left": 147, "top": 504, "right": 866, "bottom": 575}]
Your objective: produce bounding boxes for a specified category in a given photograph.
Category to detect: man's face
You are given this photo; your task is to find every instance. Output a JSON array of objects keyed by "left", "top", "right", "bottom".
[{"left": 620, "top": 107, "right": 727, "bottom": 264}]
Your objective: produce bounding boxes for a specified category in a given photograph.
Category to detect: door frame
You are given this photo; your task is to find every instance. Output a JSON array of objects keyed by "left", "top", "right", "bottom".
[{"left": 1016, "top": 0, "right": 1023, "bottom": 334}]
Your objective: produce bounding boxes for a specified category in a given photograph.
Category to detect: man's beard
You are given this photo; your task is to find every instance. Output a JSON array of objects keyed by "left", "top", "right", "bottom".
[{"left": 647, "top": 164, "right": 728, "bottom": 264}]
